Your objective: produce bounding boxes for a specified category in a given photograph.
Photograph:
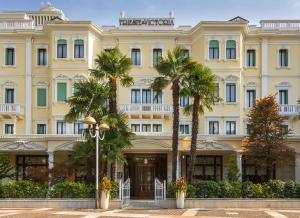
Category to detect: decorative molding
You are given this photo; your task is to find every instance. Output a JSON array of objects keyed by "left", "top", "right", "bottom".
[
  {"left": 54, "top": 74, "right": 69, "bottom": 80},
  {"left": 134, "top": 78, "right": 154, "bottom": 86},
  {"left": 54, "top": 142, "right": 74, "bottom": 151},
  {"left": 196, "top": 140, "right": 234, "bottom": 151},
  {"left": 73, "top": 74, "right": 87, "bottom": 81},
  {"left": 0, "top": 141, "right": 46, "bottom": 151},
  {"left": 1, "top": 80, "right": 16, "bottom": 87},
  {"left": 225, "top": 75, "right": 239, "bottom": 82},
  {"left": 276, "top": 81, "right": 291, "bottom": 88}
]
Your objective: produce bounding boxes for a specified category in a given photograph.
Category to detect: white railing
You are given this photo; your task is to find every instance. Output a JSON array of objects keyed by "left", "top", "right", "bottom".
[
  {"left": 121, "top": 178, "right": 130, "bottom": 206},
  {"left": 279, "top": 105, "right": 300, "bottom": 115},
  {"left": 0, "top": 20, "right": 34, "bottom": 30},
  {"left": 120, "top": 104, "right": 173, "bottom": 113},
  {"left": 0, "top": 104, "right": 21, "bottom": 114},
  {"left": 154, "top": 178, "right": 166, "bottom": 205},
  {"left": 260, "top": 20, "right": 300, "bottom": 30}
]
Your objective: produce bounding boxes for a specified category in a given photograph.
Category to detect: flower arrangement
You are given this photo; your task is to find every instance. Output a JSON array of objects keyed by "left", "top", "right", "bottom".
[
  {"left": 176, "top": 177, "right": 187, "bottom": 193},
  {"left": 101, "top": 176, "right": 112, "bottom": 192}
]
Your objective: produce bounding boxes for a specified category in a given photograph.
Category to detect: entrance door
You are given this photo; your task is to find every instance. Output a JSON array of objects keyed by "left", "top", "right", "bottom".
[{"left": 135, "top": 164, "right": 155, "bottom": 199}]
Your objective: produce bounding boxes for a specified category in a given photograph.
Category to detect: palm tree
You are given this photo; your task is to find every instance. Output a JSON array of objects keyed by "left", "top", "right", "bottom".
[
  {"left": 91, "top": 47, "right": 133, "bottom": 114},
  {"left": 181, "top": 64, "right": 218, "bottom": 183},
  {"left": 151, "top": 46, "right": 195, "bottom": 182}
]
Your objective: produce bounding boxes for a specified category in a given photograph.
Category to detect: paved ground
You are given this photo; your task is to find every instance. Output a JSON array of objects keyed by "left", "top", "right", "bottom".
[{"left": 0, "top": 208, "right": 299, "bottom": 218}]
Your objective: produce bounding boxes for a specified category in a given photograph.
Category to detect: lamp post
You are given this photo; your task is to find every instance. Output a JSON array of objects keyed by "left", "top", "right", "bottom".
[{"left": 84, "top": 116, "right": 109, "bottom": 209}]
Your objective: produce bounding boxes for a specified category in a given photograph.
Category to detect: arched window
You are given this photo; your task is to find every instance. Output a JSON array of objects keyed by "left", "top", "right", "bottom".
[
  {"left": 209, "top": 40, "right": 219, "bottom": 59},
  {"left": 74, "top": 39, "right": 84, "bottom": 58},
  {"left": 226, "top": 40, "right": 236, "bottom": 59},
  {"left": 57, "top": 39, "right": 67, "bottom": 58}
]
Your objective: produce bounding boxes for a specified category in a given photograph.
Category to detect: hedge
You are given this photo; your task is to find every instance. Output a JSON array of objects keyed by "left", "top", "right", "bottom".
[
  {"left": 167, "top": 180, "right": 300, "bottom": 198},
  {"left": 0, "top": 181, "right": 120, "bottom": 199}
]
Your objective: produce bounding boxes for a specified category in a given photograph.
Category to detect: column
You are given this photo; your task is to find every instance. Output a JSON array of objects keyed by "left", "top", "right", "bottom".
[
  {"left": 295, "top": 153, "right": 300, "bottom": 182},
  {"left": 176, "top": 153, "right": 181, "bottom": 179},
  {"left": 261, "top": 38, "right": 268, "bottom": 97},
  {"left": 48, "top": 151, "right": 54, "bottom": 185},
  {"left": 25, "top": 38, "right": 32, "bottom": 134},
  {"left": 236, "top": 152, "right": 242, "bottom": 180}
]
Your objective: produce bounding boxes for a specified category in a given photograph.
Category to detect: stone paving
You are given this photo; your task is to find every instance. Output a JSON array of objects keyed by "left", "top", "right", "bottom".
[{"left": 0, "top": 208, "right": 299, "bottom": 217}]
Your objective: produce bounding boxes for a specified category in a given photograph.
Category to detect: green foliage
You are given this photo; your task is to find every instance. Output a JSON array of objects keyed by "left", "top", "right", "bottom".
[
  {"left": 49, "top": 182, "right": 95, "bottom": 198},
  {"left": 2, "top": 181, "right": 47, "bottom": 198},
  {"left": 227, "top": 155, "right": 240, "bottom": 183},
  {"left": 0, "top": 155, "right": 15, "bottom": 180},
  {"left": 110, "top": 181, "right": 119, "bottom": 199},
  {"left": 196, "top": 181, "right": 221, "bottom": 198},
  {"left": 219, "top": 182, "right": 242, "bottom": 198},
  {"left": 284, "top": 181, "right": 298, "bottom": 198},
  {"left": 267, "top": 180, "right": 285, "bottom": 198},
  {"left": 166, "top": 182, "right": 176, "bottom": 198}
]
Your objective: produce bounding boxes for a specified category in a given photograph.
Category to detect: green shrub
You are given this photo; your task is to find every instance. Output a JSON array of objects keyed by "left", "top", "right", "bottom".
[
  {"left": 196, "top": 181, "right": 220, "bottom": 198},
  {"left": 219, "top": 181, "right": 242, "bottom": 198},
  {"left": 245, "top": 183, "right": 273, "bottom": 198},
  {"left": 284, "top": 181, "right": 297, "bottom": 198},
  {"left": 186, "top": 184, "right": 198, "bottom": 198},
  {"left": 110, "top": 181, "right": 119, "bottom": 199},
  {"left": 2, "top": 181, "right": 47, "bottom": 198},
  {"left": 268, "top": 180, "right": 285, "bottom": 198},
  {"left": 49, "top": 181, "right": 94, "bottom": 198},
  {"left": 166, "top": 182, "right": 176, "bottom": 198}
]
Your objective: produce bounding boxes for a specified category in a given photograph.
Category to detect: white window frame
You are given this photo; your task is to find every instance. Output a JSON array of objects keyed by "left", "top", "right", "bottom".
[
  {"left": 36, "top": 45, "right": 48, "bottom": 67},
  {"left": 224, "top": 118, "right": 239, "bottom": 135},
  {"left": 207, "top": 39, "right": 220, "bottom": 61},
  {"left": 276, "top": 82, "right": 291, "bottom": 105},
  {"left": 244, "top": 82, "right": 257, "bottom": 109},
  {"left": 224, "top": 75, "right": 239, "bottom": 104},
  {"left": 179, "top": 121, "right": 191, "bottom": 135},
  {"left": 55, "top": 79, "right": 68, "bottom": 103},
  {"left": 277, "top": 47, "right": 291, "bottom": 68},
  {"left": 130, "top": 47, "right": 142, "bottom": 66},
  {"left": 225, "top": 39, "right": 238, "bottom": 60},
  {"left": 72, "top": 37, "right": 87, "bottom": 60},
  {"left": 130, "top": 88, "right": 163, "bottom": 104},
  {"left": 245, "top": 49, "right": 257, "bottom": 68},
  {"left": 151, "top": 46, "right": 163, "bottom": 67},
  {"left": 72, "top": 120, "right": 84, "bottom": 135},
  {"left": 55, "top": 37, "right": 68, "bottom": 60},
  {"left": 36, "top": 84, "right": 48, "bottom": 108},
  {"left": 55, "top": 119, "right": 67, "bottom": 135},
  {"left": 207, "top": 118, "right": 220, "bottom": 135},
  {"left": 3, "top": 121, "right": 15, "bottom": 134},
  {"left": 35, "top": 121, "right": 48, "bottom": 134},
  {"left": 3, "top": 81, "right": 16, "bottom": 104},
  {"left": 3, "top": 45, "right": 16, "bottom": 67}
]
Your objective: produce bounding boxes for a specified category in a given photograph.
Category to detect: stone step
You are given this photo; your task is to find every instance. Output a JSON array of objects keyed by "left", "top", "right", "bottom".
[{"left": 122, "top": 200, "right": 164, "bottom": 209}]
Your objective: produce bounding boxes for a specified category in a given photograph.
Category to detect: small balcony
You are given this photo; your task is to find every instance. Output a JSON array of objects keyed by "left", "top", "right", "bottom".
[
  {"left": 0, "top": 104, "right": 23, "bottom": 119},
  {"left": 120, "top": 104, "right": 173, "bottom": 119},
  {"left": 279, "top": 105, "right": 300, "bottom": 116}
]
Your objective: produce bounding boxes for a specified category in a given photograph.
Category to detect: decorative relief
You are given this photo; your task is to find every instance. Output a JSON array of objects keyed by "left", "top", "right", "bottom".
[
  {"left": 134, "top": 78, "right": 154, "bottom": 86},
  {"left": 2, "top": 81, "right": 16, "bottom": 87},
  {"left": 197, "top": 140, "right": 234, "bottom": 150},
  {"left": 0, "top": 141, "right": 46, "bottom": 151},
  {"left": 225, "top": 75, "right": 239, "bottom": 82},
  {"left": 54, "top": 142, "right": 74, "bottom": 151},
  {"left": 276, "top": 82, "right": 291, "bottom": 87}
]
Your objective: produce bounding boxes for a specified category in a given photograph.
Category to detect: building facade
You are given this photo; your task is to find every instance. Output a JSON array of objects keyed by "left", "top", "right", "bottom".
[{"left": 0, "top": 5, "right": 300, "bottom": 199}]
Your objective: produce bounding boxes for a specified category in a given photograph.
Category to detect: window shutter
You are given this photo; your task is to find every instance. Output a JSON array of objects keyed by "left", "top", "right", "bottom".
[
  {"left": 209, "top": 40, "right": 219, "bottom": 48},
  {"left": 57, "top": 82, "right": 67, "bottom": 101},
  {"left": 37, "top": 88, "right": 47, "bottom": 107},
  {"left": 57, "top": 39, "right": 67, "bottom": 45},
  {"left": 74, "top": 39, "right": 84, "bottom": 45},
  {"left": 226, "top": 40, "right": 236, "bottom": 49}
]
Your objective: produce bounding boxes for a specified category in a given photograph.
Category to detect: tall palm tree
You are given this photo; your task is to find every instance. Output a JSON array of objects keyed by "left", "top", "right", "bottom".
[
  {"left": 91, "top": 47, "right": 133, "bottom": 114},
  {"left": 151, "top": 46, "right": 195, "bottom": 182},
  {"left": 181, "top": 64, "right": 218, "bottom": 183}
]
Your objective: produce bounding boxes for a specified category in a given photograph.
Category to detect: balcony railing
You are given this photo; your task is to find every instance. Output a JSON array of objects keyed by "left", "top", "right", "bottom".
[
  {"left": 279, "top": 105, "right": 300, "bottom": 115},
  {"left": 0, "top": 20, "right": 34, "bottom": 30},
  {"left": 120, "top": 104, "right": 173, "bottom": 114},
  {"left": 260, "top": 20, "right": 300, "bottom": 30},
  {"left": 0, "top": 104, "right": 21, "bottom": 114}
]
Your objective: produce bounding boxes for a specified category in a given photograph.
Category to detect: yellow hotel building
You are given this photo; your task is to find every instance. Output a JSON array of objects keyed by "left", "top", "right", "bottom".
[{"left": 0, "top": 5, "right": 300, "bottom": 198}]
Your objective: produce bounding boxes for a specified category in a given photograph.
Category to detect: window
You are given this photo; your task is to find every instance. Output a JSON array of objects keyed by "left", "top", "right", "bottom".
[
  {"left": 37, "top": 48, "right": 47, "bottom": 66},
  {"left": 153, "top": 91, "right": 162, "bottom": 104},
  {"left": 5, "top": 48, "right": 15, "bottom": 66},
  {"left": 57, "top": 39, "right": 67, "bottom": 58},
  {"left": 37, "top": 88, "right": 47, "bottom": 107},
  {"left": 246, "top": 90, "right": 256, "bottom": 108},
  {"left": 183, "top": 49, "right": 190, "bottom": 58},
  {"left": 214, "top": 83, "right": 219, "bottom": 102},
  {"left": 142, "top": 124, "right": 151, "bottom": 132},
  {"left": 226, "top": 83, "right": 236, "bottom": 103},
  {"left": 57, "top": 82, "right": 67, "bottom": 102},
  {"left": 56, "top": 121, "right": 66, "bottom": 134},
  {"left": 226, "top": 121, "right": 236, "bottom": 135},
  {"left": 243, "top": 158, "right": 275, "bottom": 183},
  {"left": 246, "top": 124, "right": 252, "bottom": 135},
  {"left": 279, "top": 49, "right": 288, "bottom": 67},
  {"left": 279, "top": 90, "right": 288, "bottom": 105},
  {"left": 153, "top": 124, "right": 162, "bottom": 132},
  {"left": 4, "top": 124, "right": 14, "bottom": 134},
  {"left": 131, "top": 89, "right": 140, "bottom": 104},
  {"left": 209, "top": 121, "right": 219, "bottom": 135},
  {"left": 37, "top": 124, "right": 46, "bottom": 134},
  {"left": 142, "top": 89, "right": 151, "bottom": 104},
  {"left": 5, "top": 88, "right": 14, "bottom": 104},
  {"left": 226, "top": 40, "right": 236, "bottom": 59},
  {"left": 209, "top": 40, "right": 219, "bottom": 59},
  {"left": 153, "top": 48, "right": 162, "bottom": 66},
  {"left": 73, "top": 122, "right": 83, "bottom": 134},
  {"left": 180, "top": 124, "right": 189, "bottom": 135},
  {"left": 131, "top": 48, "right": 141, "bottom": 66},
  {"left": 180, "top": 96, "right": 189, "bottom": 107},
  {"left": 16, "top": 155, "right": 48, "bottom": 181},
  {"left": 281, "top": 125, "right": 289, "bottom": 134},
  {"left": 131, "top": 124, "right": 140, "bottom": 132},
  {"left": 74, "top": 39, "right": 84, "bottom": 58},
  {"left": 246, "top": 49, "right": 256, "bottom": 67}
]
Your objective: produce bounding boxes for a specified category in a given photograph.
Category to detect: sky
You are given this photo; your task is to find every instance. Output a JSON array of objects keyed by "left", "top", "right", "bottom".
[{"left": 1, "top": 0, "right": 300, "bottom": 27}]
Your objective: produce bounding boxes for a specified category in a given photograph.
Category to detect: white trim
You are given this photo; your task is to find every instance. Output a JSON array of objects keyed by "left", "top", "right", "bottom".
[
  {"left": 224, "top": 76, "right": 239, "bottom": 104},
  {"left": 207, "top": 39, "right": 220, "bottom": 61},
  {"left": 244, "top": 82, "right": 257, "bottom": 109},
  {"left": 54, "top": 118, "right": 67, "bottom": 135},
  {"left": 151, "top": 47, "right": 163, "bottom": 67},
  {"left": 130, "top": 46, "right": 142, "bottom": 67},
  {"left": 35, "top": 121, "right": 48, "bottom": 134},
  {"left": 55, "top": 79, "right": 68, "bottom": 103},
  {"left": 225, "top": 39, "right": 238, "bottom": 60},
  {"left": 36, "top": 85, "right": 48, "bottom": 108},
  {"left": 207, "top": 119, "right": 220, "bottom": 135},
  {"left": 55, "top": 37, "right": 68, "bottom": 60},
  {"left": 3, "top": 83, "right": 16, "bottom": 104},
  {"left": 3, "top": 45, "right": 16, "bottom": 67},
  {"left": 261, "top": 39, "right": 268, "bottom": 97},
  {"left": 277, "top": 47, "right": 291, "bottom": 69},
  {"left": 3, "top": 121, "right": 15, "bottom": 135},
  {"left": 25, "top": 38, "right": 32, "bottom": 134},
  {"left": 72, "top": 37, "right": 87, "bottom": 60},
  {"left": 244, "top": 48, "right": 257, "bottom": 68},
  {"left": 35, "top": 44, "right": 48, "bottom": 67},
  {"left": 224, "top": 118, "right": 239, "bottom": 135}
]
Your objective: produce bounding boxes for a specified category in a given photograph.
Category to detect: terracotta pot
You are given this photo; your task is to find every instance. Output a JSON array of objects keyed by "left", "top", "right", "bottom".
[
  {"left": 176, "top": 191, "right": 185, "bottom": 209},
  {"left": 100, "top": 191, "right": 110, "bottom": 209}
]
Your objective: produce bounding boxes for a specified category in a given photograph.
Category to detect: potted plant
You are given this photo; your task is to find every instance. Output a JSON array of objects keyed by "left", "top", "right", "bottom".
[
  {"left": 100, "top": 176, "right": 112, "bottom": 209},
  {"left": 176, "top": 177, "right": 187, "bottom": 209}
]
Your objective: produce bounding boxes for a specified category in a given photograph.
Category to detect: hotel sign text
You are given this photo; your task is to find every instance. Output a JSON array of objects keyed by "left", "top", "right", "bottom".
[{"left": 119, "top": 18, "right": 174, "bottom": 26}]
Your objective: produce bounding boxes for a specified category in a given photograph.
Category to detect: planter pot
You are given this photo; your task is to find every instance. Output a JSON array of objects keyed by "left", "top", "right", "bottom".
[
  {"left": 176, "top": 191, "right": 185, "bottom": 209},
  {"left": 100, "top": 191, "right": 110, "bottom": 209}
]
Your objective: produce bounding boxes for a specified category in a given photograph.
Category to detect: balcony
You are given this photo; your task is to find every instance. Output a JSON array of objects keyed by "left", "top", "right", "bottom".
[
  {"left": 120, "top": 104, "right": 173, "bottom": 118},
  {"left": 0, "top": 20, "right": 34, "bottom": 30},
  {"left": 279, "top": 105, "right": 300, "bottom": 116},
  {"left": 0, "top": 104, "right": 23, "bottom": 119},
  {"left": 260, "top": 20, "right": 300, "bottom": 30}
]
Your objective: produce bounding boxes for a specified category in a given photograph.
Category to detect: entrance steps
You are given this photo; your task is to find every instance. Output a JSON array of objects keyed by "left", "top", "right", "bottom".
[{"left": 123, "top": 200, "right": 163, "bottom": 209}]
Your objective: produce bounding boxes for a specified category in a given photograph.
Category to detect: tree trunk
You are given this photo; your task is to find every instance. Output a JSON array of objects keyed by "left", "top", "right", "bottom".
[
  {"left": 187, "top": 96, "right": 200, "bottom": 184},
  {"left": 109, "top": 78, "right": 117, "bottom": 114},
  {"left": 172, "top": 79, "right": 180, "bottom": 182}
]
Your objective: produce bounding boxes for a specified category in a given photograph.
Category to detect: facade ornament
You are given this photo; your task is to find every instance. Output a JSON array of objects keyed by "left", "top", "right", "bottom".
[{"left": 0, "top": 141, "right": 46, "bottom": 151}]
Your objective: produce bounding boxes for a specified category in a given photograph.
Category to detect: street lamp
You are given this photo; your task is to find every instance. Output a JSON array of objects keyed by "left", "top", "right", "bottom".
[{"left": 84, "top": 116, "right": 109, "bottom": 209}]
